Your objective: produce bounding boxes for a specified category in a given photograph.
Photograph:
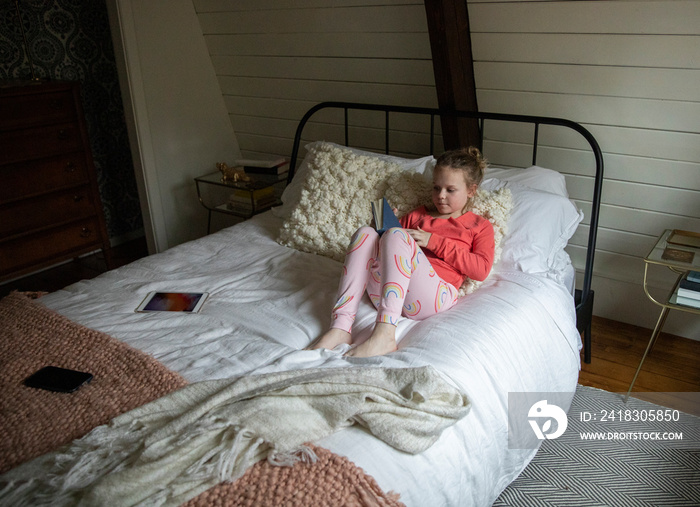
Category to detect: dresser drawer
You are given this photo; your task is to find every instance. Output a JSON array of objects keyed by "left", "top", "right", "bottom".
[
  {"left": 0, "top": 122, "right": 83, "bottom": 165},
  {"left": 0, "top": 89, "right": 76, "bottom": 130},
  {"left": 0, "top": 186, "right": 97, "bottom": 237},
  {"left": 0, "top": 218, "right": 103, "bottom": 277},
  {"left": 0, "top": 154, "right": 89, "bottom": 203}
]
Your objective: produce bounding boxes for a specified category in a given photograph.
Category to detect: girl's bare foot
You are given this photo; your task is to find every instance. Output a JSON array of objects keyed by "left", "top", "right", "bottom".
[
  {"left": 308, "top": 328, "right": 352, "bottom": 350},
  {"left": 346, "top": 322, "right": 397, "bottom": 357}
]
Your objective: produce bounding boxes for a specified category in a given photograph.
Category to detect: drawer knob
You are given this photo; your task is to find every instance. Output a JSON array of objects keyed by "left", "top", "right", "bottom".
[
  {"left": 65, "top": 161, "right": 76, "bottom": 172},
  {"left": 58, "top": 129, "right": 69, "bottom": 140},
  {"left": 80, "top": 227, "right": 92, "bottom": 238},
  {"left": 73, "top": 195, "right": 84, "bottom": 202}
]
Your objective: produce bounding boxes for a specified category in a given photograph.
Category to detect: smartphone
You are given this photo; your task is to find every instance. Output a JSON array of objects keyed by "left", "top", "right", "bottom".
[{"left": 24, "top": 366, "right": 93, "bottom": 393}]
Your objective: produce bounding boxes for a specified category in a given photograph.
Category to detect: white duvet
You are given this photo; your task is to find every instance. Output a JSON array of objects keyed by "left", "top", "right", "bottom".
[{"left": 39, "top": 212, "right": 582, "bottom": 507}]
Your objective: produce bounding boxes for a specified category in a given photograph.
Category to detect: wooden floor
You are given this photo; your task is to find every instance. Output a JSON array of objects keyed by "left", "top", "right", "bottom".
[
  {"left": 2, "top": 237, "right": 698, "bottom": 413},
  {"left": 581, "top": 316, "right": 700, "bottom": 415}
]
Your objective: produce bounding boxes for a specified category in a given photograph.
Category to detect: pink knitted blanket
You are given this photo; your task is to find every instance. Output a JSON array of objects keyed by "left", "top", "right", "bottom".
[
  {"left": 0, "top": 291, "right": 188, "bottom": 474},
  {"left": 0, "top": 292, "right": 405, "bottom": 506},
  {"left": 185, "top": 444, "right": 404, "bottom": 507}
]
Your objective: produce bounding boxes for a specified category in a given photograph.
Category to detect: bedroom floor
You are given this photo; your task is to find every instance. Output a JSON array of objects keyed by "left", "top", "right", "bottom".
[{"left": 1, "top": 237, "right": 698, "bottom": 410}]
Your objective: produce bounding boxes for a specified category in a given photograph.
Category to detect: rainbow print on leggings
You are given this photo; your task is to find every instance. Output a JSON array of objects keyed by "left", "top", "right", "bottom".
[
  {"left": 403, "top": 300, "right": 421, "bottom": 317},
  {"left": 382, "top": 282, "right": 404, "bottom": 299},
  {"left": 347, "top": 232, "right": 369, "bottom": 253},
  {"left": 391, "top": 228, "right": 412, "bottom": 245},
  {"left": 394, "top": 254, "right": 413, "bottom": 278},
  {"left": 333, "top": 294, "right": 353, "bottom": 312},
  {"left": 434, "top": 281, "right": 451, "bottom": 313}
]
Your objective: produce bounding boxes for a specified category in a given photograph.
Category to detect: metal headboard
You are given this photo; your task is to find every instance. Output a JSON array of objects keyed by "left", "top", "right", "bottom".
[{"left": 287, "top": 101, "right": 604, "bottom": 363}]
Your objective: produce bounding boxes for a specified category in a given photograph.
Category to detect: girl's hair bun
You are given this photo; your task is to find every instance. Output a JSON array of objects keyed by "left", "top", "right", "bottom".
[{"left": 435, "top": 146, "right": 488, "bottom": 186}]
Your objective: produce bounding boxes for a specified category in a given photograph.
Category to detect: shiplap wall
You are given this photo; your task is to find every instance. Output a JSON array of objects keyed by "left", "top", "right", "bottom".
[
  {"left": 193, "top": 0, "right": 699, "bottom": 340},
  {"left": 193, "top": 0, "right": 437, "bottom": 159},
  {"left": 468, "top": 0, "right": 700, "bottom": 341}
]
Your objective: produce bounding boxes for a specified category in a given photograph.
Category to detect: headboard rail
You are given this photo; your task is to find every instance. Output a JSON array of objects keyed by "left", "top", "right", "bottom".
[{"left": 287, "top": 101, "right": 604, "bottom": 363}]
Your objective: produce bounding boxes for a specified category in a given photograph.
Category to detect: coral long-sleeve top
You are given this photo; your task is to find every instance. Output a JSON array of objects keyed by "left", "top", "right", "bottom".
[{"left": 400, "top": 206, "right": 495, "bottom": 288}]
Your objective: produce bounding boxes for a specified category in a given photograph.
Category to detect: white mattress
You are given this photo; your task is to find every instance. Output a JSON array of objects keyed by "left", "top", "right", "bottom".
[{"left": 40, "top": 212, "right": 582, "bottom": 506}]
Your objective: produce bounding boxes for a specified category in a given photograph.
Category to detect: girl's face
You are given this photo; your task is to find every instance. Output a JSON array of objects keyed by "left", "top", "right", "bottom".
[{"left": 431, "top": 166, "right": 477, "bottom": 219}]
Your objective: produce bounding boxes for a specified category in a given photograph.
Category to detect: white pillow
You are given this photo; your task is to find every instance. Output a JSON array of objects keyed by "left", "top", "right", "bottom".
[
  {"left": 484, "top": 165, "right": 569, "bottom": 197},
  {"left": 481, "top": 178, "right": 583, "bottom": 274},
  {"left": 274, "top": 141, "right": 435, "bottom": 219}
]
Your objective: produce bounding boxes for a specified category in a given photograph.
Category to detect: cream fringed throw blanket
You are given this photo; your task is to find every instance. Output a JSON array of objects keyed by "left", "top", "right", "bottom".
[{"left": 1, "top": 365, "right": 469, "bottom": 506}]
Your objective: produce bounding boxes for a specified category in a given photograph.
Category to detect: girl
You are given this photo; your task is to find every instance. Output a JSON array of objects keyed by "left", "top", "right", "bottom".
[{"left": 312, "top": 147, "right": 495, "bottom": 357}]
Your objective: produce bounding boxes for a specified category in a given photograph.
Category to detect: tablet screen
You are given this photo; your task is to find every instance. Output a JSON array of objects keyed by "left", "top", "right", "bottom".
[{"left": 136, "top": 292, "right": 208, "bottom": 313}]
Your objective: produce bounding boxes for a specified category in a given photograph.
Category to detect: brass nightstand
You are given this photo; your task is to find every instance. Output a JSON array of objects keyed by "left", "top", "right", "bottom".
[{"left": 625, "top": 229, "right": 700, "bottom": 401}]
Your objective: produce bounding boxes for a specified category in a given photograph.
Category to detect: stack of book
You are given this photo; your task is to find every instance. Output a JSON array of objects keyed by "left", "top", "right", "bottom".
[
  {"left": 233, "top": 155, "right": 289, "bottom": 177},
  {"left": 672, "top": 271, "right": 700, "bottom": 309},
  {"left": 226, "top": 185, "right": 277, "bottom": 214}
]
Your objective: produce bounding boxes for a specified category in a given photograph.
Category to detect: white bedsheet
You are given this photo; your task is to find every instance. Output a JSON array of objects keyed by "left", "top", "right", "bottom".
[{"left": 39, "top": 212, "right": 582, "bottom": 506}]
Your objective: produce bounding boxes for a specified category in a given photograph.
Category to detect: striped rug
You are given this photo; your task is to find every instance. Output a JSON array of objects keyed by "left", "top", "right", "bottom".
[{"left": 494, "top": 384, "right": 700, "bottom": 506}]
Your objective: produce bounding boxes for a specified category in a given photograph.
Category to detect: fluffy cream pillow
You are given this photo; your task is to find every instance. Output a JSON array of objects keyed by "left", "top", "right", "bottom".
[{"left": 277, "top": 142, "right": 403, "bottom": 262}]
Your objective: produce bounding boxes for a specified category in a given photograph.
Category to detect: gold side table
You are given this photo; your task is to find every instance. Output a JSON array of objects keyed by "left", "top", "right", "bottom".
[{"left": 625, "top": 229, "right": 700, "bottom": 401}]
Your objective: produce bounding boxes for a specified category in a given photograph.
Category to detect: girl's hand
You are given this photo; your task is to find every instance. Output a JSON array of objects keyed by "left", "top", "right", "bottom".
[{"left": 407, "top": 227, "right": 431, "bottom": 248}]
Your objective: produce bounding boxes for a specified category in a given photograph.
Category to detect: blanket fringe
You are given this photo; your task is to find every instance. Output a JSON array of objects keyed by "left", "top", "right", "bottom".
[
  {"left": 52, "top": 421, "right": 147, "bottom": 492},
  {"left": 185, "top": 424, "right": 266, "bottom": 483},
  {"left": 267, "top": 444, "right": 319, "bottom": 467},
  {"left": 0, "top": 421, "right": 148, "bottom": 506},
  {"left": 349, "top": 485, "right": 404, "bottom": 507},
  {"left": 0, "top": 477, "right": 37, "bottom": 507}
]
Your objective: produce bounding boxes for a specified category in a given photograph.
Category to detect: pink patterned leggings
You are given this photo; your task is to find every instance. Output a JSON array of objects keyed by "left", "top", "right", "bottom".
[{"left": 331, "top": 226, "right": 459, "bottom": 333}]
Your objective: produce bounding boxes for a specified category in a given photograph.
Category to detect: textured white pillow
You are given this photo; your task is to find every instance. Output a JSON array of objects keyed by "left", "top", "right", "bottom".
[
  {"left": 277, "top": 142, "right": 404, "bottom": 262},
  {"left": 481, "top": 178, "right": 583, "bottom": 274}
]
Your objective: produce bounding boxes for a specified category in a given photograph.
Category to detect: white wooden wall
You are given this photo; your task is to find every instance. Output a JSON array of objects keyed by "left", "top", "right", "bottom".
[
  {"left": 468, "top": 0, "right": 700, "bottom": 340},
  {"left": 193, "top": 0, "right": 437, "bottom": 159},
  {"left": 107, "top": 0, "right": 240, "bottom": 253},
  {"left": 192, "top": 0, "right": 699, "bottom": 340}
]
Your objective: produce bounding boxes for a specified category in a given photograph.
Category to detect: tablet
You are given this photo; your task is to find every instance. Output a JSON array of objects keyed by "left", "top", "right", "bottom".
[{"left": 135, "top": 291, "right": 208, "bottom": 313}]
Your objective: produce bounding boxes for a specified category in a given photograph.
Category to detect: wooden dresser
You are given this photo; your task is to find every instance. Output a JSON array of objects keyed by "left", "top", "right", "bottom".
[{"left": 0, "top": 81, "right": 112, "bottom": 281}]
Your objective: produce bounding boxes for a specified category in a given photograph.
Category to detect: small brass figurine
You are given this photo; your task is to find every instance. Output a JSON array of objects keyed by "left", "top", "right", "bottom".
[{"left": 216, "top": 162, "right": 251, "bottom": 183}]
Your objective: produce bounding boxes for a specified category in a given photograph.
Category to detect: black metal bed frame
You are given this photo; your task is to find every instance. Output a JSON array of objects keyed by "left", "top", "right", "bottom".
[{"left": 287, "top": 101, "right": 603, "bottom": 363}]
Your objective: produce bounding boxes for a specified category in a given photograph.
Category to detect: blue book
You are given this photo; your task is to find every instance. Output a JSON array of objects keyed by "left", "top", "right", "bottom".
[
  {"left": 687, "top": 270, "right": 700, "bottom": 283},
  {"left": 371, "top": 198, "right": 401, "bottom": 236}
]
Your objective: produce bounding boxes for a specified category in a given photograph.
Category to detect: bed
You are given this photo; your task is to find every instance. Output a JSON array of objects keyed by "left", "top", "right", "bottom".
[{"left": 0, "top": 102, "right": 604, "bottom": 506}]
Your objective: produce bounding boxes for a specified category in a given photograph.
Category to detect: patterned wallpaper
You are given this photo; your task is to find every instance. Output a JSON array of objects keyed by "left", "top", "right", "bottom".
[{"left": 0, "top": 0, "right": 142, "bottom": 240}]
